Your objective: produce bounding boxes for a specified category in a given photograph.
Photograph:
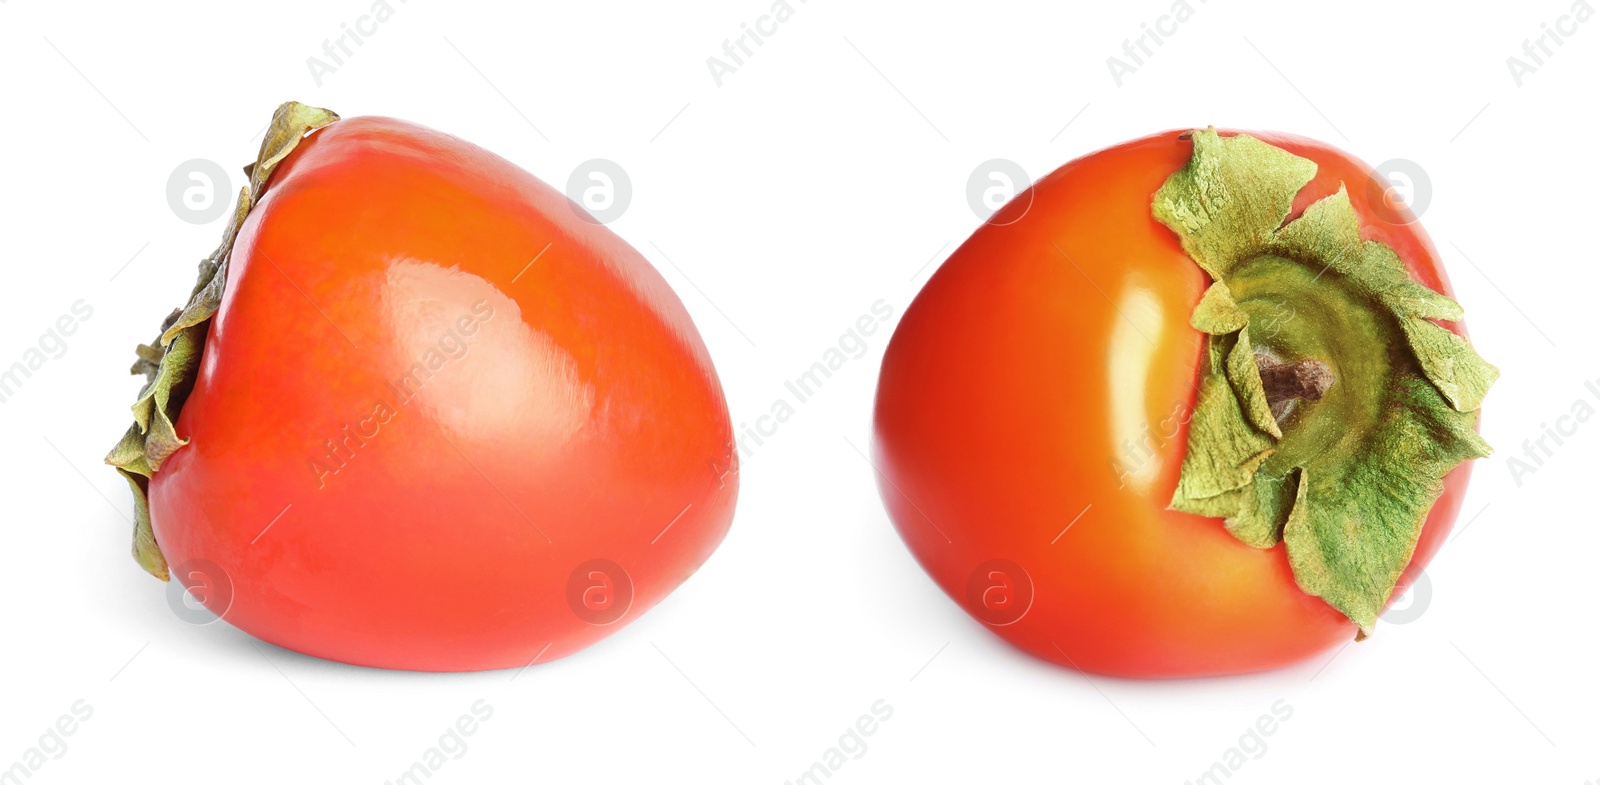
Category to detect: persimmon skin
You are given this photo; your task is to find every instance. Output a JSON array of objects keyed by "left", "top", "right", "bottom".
[
  {"left": 873, "top": 130, "right": 1470, "bottom": 678},
  {"left": 149, "top": 117, "right": 737, "bottom": 672}
]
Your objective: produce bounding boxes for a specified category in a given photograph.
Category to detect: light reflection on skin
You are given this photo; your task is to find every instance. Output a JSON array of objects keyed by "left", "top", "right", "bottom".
[
  {"left": 1107, "top": 274, "right": 1168, "bottom": 493},
  {"left": 381, "top": 258, "right": 594, "bottom": 458}
]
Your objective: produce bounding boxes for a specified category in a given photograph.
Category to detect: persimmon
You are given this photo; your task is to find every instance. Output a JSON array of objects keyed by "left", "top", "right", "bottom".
[
  {"left": 873, "top": 129, "right": 1495, "bottom": 677},
  {"left": 108, "top": 103, "right": 737, "bottom": 671}
]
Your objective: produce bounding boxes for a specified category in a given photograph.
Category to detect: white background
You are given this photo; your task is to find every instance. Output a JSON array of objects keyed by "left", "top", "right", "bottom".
[{"left": 1, "top": 1, "right": 1596, "bottom": 783}]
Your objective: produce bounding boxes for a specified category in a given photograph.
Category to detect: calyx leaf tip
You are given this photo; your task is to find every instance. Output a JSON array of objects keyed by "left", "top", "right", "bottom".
[
  {"left": 1157, "top": 127, "right": 1496, "bottom": 631},
  {"left": 105, "top": 101, "right": 339, "bottom": 581}
]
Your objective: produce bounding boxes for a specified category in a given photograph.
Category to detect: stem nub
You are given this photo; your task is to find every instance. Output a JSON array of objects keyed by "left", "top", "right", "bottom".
[{"left": 1257, "top": 355, "right": 1335, "bottom": 416}]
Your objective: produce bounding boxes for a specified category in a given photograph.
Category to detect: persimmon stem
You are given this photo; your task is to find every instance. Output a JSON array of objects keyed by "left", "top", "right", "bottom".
[{"left": 1258, "top": 355, "right": 1335, "bottom": 414}]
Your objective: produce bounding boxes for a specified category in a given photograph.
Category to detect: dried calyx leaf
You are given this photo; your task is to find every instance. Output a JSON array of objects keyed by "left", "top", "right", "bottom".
[
  {"left": 105, "top": 102, "right": 340, "bottom": 580},
  {"left": 1154, "top": 128, "right": 1497, "bottom": 634}
]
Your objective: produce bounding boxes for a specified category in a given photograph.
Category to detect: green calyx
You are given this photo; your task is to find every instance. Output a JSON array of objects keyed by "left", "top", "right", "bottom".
[
  {"left": 1154, "top": 128, "right": 1498, "bottom": 634},
  {"left": 105, "top": 102, "right": 339, "bottom": 581}
]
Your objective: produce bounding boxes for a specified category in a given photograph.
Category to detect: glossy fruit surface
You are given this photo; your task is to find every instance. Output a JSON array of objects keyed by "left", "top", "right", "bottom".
[
  {"left": 872, "top": 130, "right": 1474, "bottom": 678},
  {"left": 147, "top": 114, "right": 737, "bottom": 671}
]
